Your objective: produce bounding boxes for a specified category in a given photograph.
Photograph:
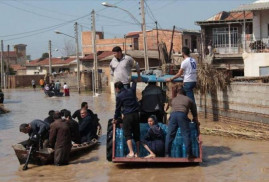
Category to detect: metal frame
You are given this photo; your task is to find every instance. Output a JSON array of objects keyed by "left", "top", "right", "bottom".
[{"left": 112, "top": 123, "right": 203, "bottom": 163}]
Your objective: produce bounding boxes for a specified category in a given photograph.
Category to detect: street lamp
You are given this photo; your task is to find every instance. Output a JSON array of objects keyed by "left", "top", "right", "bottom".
[
  {"left": 54, "top": 22, "right": 81, "bottom": 93},
  {"left": 102, "top": 1, "right": 149, "bottom": 70}
]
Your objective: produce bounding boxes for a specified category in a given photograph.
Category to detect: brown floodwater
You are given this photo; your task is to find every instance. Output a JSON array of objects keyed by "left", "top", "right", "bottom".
[{"left": 0, "top": 89, "right": 269, "bottom": 182}]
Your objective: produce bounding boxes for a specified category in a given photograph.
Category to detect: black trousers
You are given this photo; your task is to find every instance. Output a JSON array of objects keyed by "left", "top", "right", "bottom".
[{"left": 123, "top": 112, "right": 140, "bottom": 142}]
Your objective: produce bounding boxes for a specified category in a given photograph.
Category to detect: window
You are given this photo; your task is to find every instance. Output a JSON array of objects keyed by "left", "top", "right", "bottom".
[
  {"left": 267, "top": 24, "right": 269, "bottom": 37},
  {"left": 212, "top": 27, "right": 238, "bottom": 48},
  {"left": 185, "top": 39, "right": 188, "bottom": 46},
  {"left": 260, "top": 66, "right": 269, "bottom": 76}
]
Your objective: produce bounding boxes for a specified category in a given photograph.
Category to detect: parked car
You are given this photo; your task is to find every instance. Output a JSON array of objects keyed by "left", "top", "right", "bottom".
[{"left": 0, "top": 89, "right": 4, "bottom": 103}]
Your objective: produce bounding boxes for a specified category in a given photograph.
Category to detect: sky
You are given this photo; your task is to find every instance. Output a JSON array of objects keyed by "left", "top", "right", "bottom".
[{"left": 0, "top": 0, "right": 256, "bottom": 60}]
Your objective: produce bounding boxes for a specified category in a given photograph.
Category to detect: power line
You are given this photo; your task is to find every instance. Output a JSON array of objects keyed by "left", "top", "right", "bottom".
[
  {"left": 3, "top": 15, "right": 91, "bottom": 41},
  {"left": 0, "top": 13, "right": 90, "bottom": 38},
  {"left": 13, "top": 0, "right": 77, "bottom": 18},
  {"left": 0, "top": 1, "right": 68, "bottom": 22},
  {"left": 96, "top": 13, "right": 138, "bottom": 25}
]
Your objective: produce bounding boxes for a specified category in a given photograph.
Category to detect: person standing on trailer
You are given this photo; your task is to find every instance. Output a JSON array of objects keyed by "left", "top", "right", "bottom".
[
  {"left": 140, "top": 82, "right": 166, "bottom": 123},
  {"left": 113, "top": 81, "right": 140, "bottom": 158},
  {"left": 166, "top": 47, "right": 197, "bottom": 104},
  {"left": 165, "top": 85, "right": 199, "bottom": 157},
  {"left": 110, "top": 46, "right": 141, "bottom": 89}
]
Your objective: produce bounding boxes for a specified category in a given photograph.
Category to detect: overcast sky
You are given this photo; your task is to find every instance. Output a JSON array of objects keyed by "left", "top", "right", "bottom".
[{"left": 0, "top": 0, "right": 255, "bottom": 60}]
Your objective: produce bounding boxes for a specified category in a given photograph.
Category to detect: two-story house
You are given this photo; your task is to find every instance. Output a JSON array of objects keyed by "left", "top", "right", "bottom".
[{"left": 232, "top": 0, "right": 269, "bottom": 76}]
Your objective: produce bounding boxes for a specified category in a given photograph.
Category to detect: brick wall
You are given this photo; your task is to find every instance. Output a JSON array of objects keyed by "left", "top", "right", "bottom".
[
  {"left": 7, "top": 75, "right": 45, "bottom": 88},
  {"left": 82, "top": 30, "right": 187, "bottom": 55},
  {"left": 195, "top": 82, "right": 269, "bottom": 124}
]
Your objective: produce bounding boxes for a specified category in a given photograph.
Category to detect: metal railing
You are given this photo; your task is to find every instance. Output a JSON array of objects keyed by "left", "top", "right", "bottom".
[{"left": 204, "top": 34, "right": 269, "bottom": 55}]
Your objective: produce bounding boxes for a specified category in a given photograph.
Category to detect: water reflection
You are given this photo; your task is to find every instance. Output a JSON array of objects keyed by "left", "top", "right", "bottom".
[{"left": 0, "top": 89, "right": 269, "bottom": 182}]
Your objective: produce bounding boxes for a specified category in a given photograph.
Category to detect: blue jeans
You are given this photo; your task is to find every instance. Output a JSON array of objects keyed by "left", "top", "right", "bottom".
[
  {"left": 183, "top": 82, "right": 196, "bottom": 104},
  {"left": 165, "top": 112, "right": 191, "bottom": 156}
]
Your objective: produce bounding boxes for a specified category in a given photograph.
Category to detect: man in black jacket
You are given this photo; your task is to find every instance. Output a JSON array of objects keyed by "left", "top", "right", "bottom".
[
  {"left": 140, "top": 82, "right": 165, "bottom": 123},
  {"left": 72, "top": 102, "right": 94, "bottom": 124},
  {"left": 61, "top": 109, "right": 81, "bottom": 144},
  {"left": 44, "top": 110, "right": 55, "bottom": 125},
  {"left": 113, "top": 81, "right": 140, "bottom": 158},
  {"left": 79, "top": 109, "right": 97, "bottom": 143}
]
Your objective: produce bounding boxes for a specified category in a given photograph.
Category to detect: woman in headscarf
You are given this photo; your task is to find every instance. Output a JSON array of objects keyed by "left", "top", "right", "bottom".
[{"left": 142, "top": 115, "right": 165, "bottom": 158}]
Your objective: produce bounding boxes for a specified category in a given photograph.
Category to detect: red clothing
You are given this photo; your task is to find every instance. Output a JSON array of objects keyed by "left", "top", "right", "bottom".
[{"left": 64, "top": 88, "right": 70, "bottom": 96}]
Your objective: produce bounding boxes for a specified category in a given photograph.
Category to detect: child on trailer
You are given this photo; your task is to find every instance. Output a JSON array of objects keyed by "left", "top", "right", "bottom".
[{"left": 142, "top": 115, "right": 165, "bottom": 158}]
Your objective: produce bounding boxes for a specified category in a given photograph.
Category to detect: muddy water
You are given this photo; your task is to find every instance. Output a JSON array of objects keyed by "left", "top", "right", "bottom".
[{"left": 0, "top": 89, "right": 269, "bottom": 182}]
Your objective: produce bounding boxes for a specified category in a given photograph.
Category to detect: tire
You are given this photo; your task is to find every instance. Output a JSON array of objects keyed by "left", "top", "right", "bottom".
[{"left": 106, "top": 119, "right": 113, "bottom": 161}]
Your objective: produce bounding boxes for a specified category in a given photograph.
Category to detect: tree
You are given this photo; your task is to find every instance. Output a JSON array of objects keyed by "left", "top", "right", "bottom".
[
  {"left": 61, "top": 39, "right": 76, "bottom": 57},
  {"left": 40, "top": 52, "right": 49, "bottom": 60}
]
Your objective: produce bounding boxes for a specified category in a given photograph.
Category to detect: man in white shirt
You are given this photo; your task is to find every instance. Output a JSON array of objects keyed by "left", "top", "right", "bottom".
[
  {"left": 110, "top": 46, "right": 141, "bottom": 89},
  {"left": 166, "top": 47, "right": 197, "bottom": 104}
]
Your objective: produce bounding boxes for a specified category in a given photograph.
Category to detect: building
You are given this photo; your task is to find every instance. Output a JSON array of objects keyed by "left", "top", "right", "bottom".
[
  {"left": 1, "top": 44, "right": 27, "bottom": 66},
  {"left": 25, "top": 57, "right": 77, "bottom": 75},
  {"left": 196, "top": 10, "right": 254, "bottom": 76},
  {"left": 232, "top": 0, "right": 269, "bottom": 76},
  {"left": 9, "top": 64, "right": 26, "bottom": 75},
  {"left": 81, "top": 29, "right": 201, "bottom": 62}
]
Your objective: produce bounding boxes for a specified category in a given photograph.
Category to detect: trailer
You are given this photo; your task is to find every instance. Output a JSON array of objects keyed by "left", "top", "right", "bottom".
[
  {"left": 106, "top": 74, "right": 202, "bottom": 163},
  {"left": 106, "top": 120, "right": 202, "bottom": 163}
]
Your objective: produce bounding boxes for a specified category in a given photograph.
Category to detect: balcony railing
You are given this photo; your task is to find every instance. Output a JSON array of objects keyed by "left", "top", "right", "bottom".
[
  {"left": 247, "top": 38, "right": 269, "bottom": 53},
  {"left": 204, "top": 34, "right": 269, "bottom": 55}
]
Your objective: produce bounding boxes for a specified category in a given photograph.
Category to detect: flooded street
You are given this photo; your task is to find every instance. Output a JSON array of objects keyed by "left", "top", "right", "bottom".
[{"left": 0, "top": 89, "right": 269, "bottom": 182}]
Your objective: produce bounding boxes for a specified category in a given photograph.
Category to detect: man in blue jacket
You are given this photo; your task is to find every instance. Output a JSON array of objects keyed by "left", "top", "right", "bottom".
[
  {"left": 20, "top": 119, "right": 50, "bottom": 149},
  {"left": 113, "top": 81, "right": 140, "bottom": 158}
]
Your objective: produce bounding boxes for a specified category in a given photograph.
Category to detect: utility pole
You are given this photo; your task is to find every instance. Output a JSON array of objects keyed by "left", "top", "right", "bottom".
[
  {"left": 91, "top": 10, "right": 98, "bottom": 96},
  {"left": 124, "top": 34, "right": 127, "bottom": 54},
  {"left": 74, "top": 22, "right": 81, "bottom": 94},
  {"left": 6, "top": 45, "right": 9, "bottom": 74},
  {"left": 141, "top": 0, "right": 149, "bottom": 70},
  {"left": 243, "top": 11, "right": 246, "bottom": 52},
  {"left": 1, "top": 40, "right": 4, "bottom": 89},
  {"left": 6, "top": 45, "right": 9, "bottom": 89},
  {"left": 48, "top": 40, "right": 52, "bottom": 75},
  {"left": 155, "top": 21, "right": 160, "bottom": 65},
  {"left": 168, "top": 25, "right": 175, "bottom": 63}
]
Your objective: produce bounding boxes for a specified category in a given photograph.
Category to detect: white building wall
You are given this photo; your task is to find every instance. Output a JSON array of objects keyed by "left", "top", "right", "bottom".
[
  {"left": 260, "top": 9, "right": 269, "bottom": 38},
  {"left": 253, "top": 10, "right": 269, "bottom": 40},
  {"left": 243, "top": 52, "right": 269, "bottom": 76},
  {"left": 253, "top": 11, "right": 261, "bottom": 40},
  {"left": 26, "top": 67, "right": 47, "bottom": 75}
]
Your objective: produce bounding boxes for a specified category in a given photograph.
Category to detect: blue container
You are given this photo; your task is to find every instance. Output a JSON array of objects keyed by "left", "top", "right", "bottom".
[
  {"left": 182, "top": 143, "right": 187, "bottom": 158},
  {"left": 170, "top": 128, "right": 182, "bottom": 158},
  {"left": 189, "top": 122, "right": 199, "bottom": 157},
  {"left": 115, "top": 128, "right": 125, "bottom": 157}
]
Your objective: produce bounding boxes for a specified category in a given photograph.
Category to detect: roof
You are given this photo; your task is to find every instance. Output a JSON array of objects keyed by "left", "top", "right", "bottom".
[
  {"left": 125, "top": 50, "right": 159, "bottom": 59},
  {"left": 126, "top": 31, "right": 142, "bottom": 37},
  {"left": 81, "top": 51, "right": 114, "bottom": 61},
  {"left": 1, "top": 51, "right": 22, "bottom": 58},
  {"left": 196, "top": 11, "right": 253, "bottom": 25},
  {"left": 126, "top": 29, "right": 183, "bottom": 37},
  {"left": 10, "top": 64, "right": 26, "bottom": 71},
  {"left": 231, "top": 2, "right": 269, "bottom": 12},
  {"left": 26, "top": 57, "right": 76, "bottom": 66}
]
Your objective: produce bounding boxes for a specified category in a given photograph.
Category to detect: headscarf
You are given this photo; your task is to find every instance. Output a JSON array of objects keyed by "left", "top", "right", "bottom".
[{"left": 148, "top": 115, "right": 158, "bottom": 125}]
